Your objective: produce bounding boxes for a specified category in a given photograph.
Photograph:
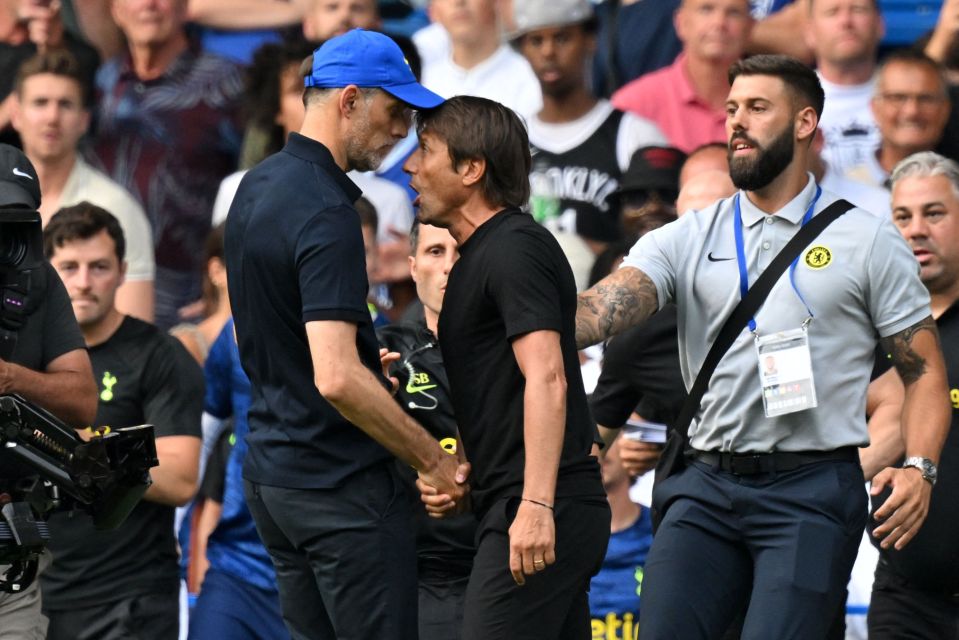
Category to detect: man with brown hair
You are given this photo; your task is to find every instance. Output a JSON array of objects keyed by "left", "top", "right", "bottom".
[
  {"left": 11, "top": 50, "right": 155, "bottom": 322},
  {"left": 407, "top": 95, "right": 609, "bottom": 640}
]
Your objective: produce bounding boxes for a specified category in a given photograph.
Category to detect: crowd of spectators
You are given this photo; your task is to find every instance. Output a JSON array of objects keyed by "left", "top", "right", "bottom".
[{"left": 3, "top": 0, "right": 959, "bottom": 638}]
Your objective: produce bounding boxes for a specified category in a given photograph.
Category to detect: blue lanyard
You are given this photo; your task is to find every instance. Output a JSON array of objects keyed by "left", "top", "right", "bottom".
[{"left": 733, "top": 186, "right": 821, "bottom": 333}]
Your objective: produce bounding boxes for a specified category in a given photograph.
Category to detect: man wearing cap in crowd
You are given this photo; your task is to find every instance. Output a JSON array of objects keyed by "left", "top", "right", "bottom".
[
  {"left": 224, "top": 30, "right": 469, "bottom": 640},
  {"left": 611, "top": 146, "right": 686, "bottom": 239},
  {"left": 517, "top": 0, "right": 667, "bottom": 257},
  {"left": 0, "top": 144, "right": 97, "bottom": 639}
]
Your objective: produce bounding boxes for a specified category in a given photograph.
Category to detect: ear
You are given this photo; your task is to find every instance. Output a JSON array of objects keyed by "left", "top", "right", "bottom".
[
  {"left": 408, "top": 255, "right": 418, "bottom": 282},
  {"left": 459, "top": 157, "right": 487, "bottom": 188},
  {"left": 338, "top": 85, "right": 361, "bottom": 119},
  {"left": 118, "top": 259, "right": 127, "bottom": 288},
  {"left": 9, "top": 97, "right": 21, "bottom": 132},
  {"left": 80, "top": 108, "right": 91, "bottom": 136},
  {"left": 673, "top": 8, "right": 687, "bottom": 44},
  {"left": 795, "top": 106, "right": 818, "bottom": 144}
]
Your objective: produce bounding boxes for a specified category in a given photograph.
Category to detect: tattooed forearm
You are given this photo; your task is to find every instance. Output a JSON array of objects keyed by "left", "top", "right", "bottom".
[
  {"left": 879, "top": 316, "right": 940, "bottom": 385},
  {"left": 575, "top": 267, "right": 659, "bottom": 349}
]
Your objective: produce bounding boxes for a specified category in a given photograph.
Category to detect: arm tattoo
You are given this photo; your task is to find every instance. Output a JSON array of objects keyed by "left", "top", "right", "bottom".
[
  {"left": 879, "top": 316, "right": 939, "bottom": 385},
  {"left": 575, "top": 267, "right": 659, "bottom": 349}
]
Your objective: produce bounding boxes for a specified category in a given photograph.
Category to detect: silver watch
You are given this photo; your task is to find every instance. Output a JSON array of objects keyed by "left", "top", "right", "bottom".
[{"left": 903, "top": 456, "right": 938, "bottom": 486}]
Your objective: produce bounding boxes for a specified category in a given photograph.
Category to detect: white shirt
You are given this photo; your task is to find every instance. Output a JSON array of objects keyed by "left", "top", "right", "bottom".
[
  {"left": 818, "top": 73, "right": 881, "bottom": 174},
  {"left": 213, "top": 169, "right": 412, "bottom": 244},
  {"left": 822, "top": 164, "right": 891, "bottom": 218},
  {"left": 527, "top": 100, "right": 668, "bottom": 171},
  {"left": 422, "top": 44, "right": 542, "bottom": 118},
  {"left": 61, "top": 157, "right": 155, "bottom": 281}
]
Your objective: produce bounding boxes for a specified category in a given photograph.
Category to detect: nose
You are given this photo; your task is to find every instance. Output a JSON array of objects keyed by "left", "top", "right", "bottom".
[
  {"left": 904, "top": 214, "right": 930, "bottom": 240},
  {"left": 403, "top": 149, "right": 420, "bottom": 175},
  {"left": 74, "top": 265, "right": 92, "bottom": 290}
]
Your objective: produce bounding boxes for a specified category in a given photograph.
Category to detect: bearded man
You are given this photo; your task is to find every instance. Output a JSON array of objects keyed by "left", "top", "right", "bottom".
[{"left": 575, "top": 54, "right": 950, "bottom": 640}]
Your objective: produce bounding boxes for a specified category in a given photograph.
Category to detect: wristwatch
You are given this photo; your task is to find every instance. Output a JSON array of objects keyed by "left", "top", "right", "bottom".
[{"left": 902, "top": 456, "right": 938, "bottom": 486}]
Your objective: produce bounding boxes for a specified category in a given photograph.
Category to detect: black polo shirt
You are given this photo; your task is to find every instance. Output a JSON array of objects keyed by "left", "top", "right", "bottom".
[
  {"left": 225, "top": 133, "right": 391, "bottom": 489},
  {"left": 439, "top": 208, "right": 604, "bottom": 515}
]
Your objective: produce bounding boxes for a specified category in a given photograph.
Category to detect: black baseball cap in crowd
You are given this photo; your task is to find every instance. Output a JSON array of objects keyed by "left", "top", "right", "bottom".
[
  {"left": 0, "top": 144, "right": 41, "bottom": 210},
  {"left": 613, "top": 146, "right": 687, "bottom": 197}
]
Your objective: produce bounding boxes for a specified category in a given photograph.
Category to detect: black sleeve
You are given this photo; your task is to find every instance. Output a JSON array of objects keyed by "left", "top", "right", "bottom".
[
  {"left": 589, "top": 306, "right": 686, "bottom": 429},
  {"left": 198, "top": 427, "right": 233, "bottom": 502},
  {"left": 871, "top": 343, "right": 893, "bottom": 381},
  {"left": 487, "top": 230, "right": 564, "bottom": 340},
  {"left": 142, "top": 335, "right": 204, "bottom": 439},
  {"left": 41, "top": 263, "right": 86, "bottom": 366}
]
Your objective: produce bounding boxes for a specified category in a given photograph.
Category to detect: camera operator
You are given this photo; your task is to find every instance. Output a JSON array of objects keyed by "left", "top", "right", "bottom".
[
  {"left": 41, "top": 202, "right": 202, "bottom": 640},
  {"left": 0, "top": 144, "right": 97, "bottom": 640}
]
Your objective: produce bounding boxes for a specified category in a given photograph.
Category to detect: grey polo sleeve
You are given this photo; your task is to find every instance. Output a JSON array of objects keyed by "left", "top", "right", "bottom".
[
  {"left": 864, "top": 215, "right": 932, "bottom": 337},
  {"left": 619, "top": 214, "right": 694, "bottom": 309}
]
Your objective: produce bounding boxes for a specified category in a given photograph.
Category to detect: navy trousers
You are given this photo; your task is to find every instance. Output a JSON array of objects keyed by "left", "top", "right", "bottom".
[
  {"left": 639, "top": 458, "right": 867, "bottom": 640},
  {"left": 244, "top": 464, "right": 417, "bottom": 640}
]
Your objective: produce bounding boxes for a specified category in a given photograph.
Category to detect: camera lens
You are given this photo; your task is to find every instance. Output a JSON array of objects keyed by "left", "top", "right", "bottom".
[{"left": 0, "top": 227, "right": 27, "bottom": 268}]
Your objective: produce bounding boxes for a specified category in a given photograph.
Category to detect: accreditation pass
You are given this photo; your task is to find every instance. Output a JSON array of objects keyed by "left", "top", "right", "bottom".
[{"left": 755, "top": 326, "right": 818, "bottom": 417}]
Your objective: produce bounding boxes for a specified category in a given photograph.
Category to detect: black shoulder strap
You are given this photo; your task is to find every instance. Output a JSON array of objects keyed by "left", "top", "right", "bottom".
[{"left": 674, "top": 198, "right": 855, "bottom": 439}]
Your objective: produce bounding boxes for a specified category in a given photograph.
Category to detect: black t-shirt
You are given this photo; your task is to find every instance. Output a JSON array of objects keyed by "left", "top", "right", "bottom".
[
  {"left": 377, "top": 320, "right": 477, "bottom": 574},
  {"left": 0, "top": 264, "right": 86, "bottom": 478},
  {"left": 42, "top": 317, "right": 203, "bottom": 610},
  {"left": 870, "top": 301, "right": 959, "bottom": 592},
  {"left": 438, "top": 209, "right": 604, "bottom": 514},
  {"left": 225, "top": 133, "right": 392, "bottom": 489},
  {"left": 589, "top": 304, "right": 686, "bottom": 431}
]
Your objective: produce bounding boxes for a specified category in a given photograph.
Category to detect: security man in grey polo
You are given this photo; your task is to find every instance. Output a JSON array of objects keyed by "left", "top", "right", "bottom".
[{"left": 575, "top": 55, "right": 950, "bottom": 640}]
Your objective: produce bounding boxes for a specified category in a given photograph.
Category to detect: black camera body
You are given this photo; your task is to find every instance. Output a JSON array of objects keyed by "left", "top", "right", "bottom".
[
  {"left": 0, "top": 206, "right": 158, "bottom": 592},
  {"left": 0, "top": 394, "right": 158, "bottom": 592}
]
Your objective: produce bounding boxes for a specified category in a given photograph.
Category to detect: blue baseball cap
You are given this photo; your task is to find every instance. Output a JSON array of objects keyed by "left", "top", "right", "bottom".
[{"left": 305, "top": 29, "right": 444, "bottom": 110}]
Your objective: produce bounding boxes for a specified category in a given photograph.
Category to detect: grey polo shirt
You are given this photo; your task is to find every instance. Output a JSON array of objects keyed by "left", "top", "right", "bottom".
[{"left": 622, "top": 175, "right": 930, "bottom": 452}]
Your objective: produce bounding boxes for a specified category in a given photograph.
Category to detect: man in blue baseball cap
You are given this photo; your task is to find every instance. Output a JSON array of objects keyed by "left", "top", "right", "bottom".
[{"left": 224, "top": 28, "right": 467, "bottom": 640}]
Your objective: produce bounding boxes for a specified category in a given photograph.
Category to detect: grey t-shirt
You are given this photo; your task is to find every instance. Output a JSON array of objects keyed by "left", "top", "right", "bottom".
[{"left": 622, "top": 176, "right": 929, "bottom": 452}]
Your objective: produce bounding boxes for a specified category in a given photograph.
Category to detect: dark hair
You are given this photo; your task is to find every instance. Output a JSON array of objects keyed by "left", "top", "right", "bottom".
[
  {"left": 728, "top": 54, "right": 825, "bottom": 120},
  {"left": 15, "top": 49, "right": 89, "bottom": 106},
  {"left": 245, "top": 37, "right": 317, "bottom": 157},
  {"left": 415, "top": 96, "right": 532, "bottom": 209},
  {"left": 200, "top": 222, "right": 226, "bottom": 318},
  {"left": 43, "top": 202, "right": 126, "bottom": 263},
  {"left": 355, "top": 196, "right": 378, "bottom": 233},
  {"left": 409, "top": 217, "right": 421, "bottom": 255},
  {"left": 877, "top": 48, "right": 949, "bottom": 97}
]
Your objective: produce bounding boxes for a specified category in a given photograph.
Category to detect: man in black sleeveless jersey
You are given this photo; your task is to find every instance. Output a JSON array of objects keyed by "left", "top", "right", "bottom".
[{"left": 514, "top": 0, "right": 667, "bottom": 255}]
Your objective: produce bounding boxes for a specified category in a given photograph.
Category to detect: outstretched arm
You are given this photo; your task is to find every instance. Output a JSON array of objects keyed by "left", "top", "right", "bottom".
[
  {"left": 575, "top": 266, "right": 660, "bottom": 350},
  {"left": 872, "top": 316, "right": 950, "bottom": 550}
]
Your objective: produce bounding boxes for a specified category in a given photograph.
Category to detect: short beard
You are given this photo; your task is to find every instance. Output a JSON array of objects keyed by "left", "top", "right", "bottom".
[
  {"left": 345, "top": 95, "right": 390, "bottom": 172},
  {"left": 728, "top": 126, "right": 795, "bottom": 191}
]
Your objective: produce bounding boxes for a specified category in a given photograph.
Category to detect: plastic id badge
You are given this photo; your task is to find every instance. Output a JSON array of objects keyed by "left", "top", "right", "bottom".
[{"left": 755, "top": 326, "right": 818, "bottom": 417}]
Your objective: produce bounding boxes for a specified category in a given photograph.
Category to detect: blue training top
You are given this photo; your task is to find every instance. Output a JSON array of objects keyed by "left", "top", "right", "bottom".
[{"left": 204, "top": 318, "right": 277, "bottom": 591}]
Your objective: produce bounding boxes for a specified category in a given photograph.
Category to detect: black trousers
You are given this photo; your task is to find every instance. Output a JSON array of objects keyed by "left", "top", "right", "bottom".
[
  {"left": 244, "top": 464, "right": 417, "bottom": 640},
  {"left": 868, "top": 558, "right": 959, "bottom": 639},
  {"left": 419, "top": 565, "right": 470, "bottom": 640},
  {"left": 640, "top": 459, "right": 866, "bottom": 640},
  {"left": 44, "top": 589, "right": 179, "bottom": 640},
  {"left": 461, "top": 496, "right": 611, "bottom": 640}
]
